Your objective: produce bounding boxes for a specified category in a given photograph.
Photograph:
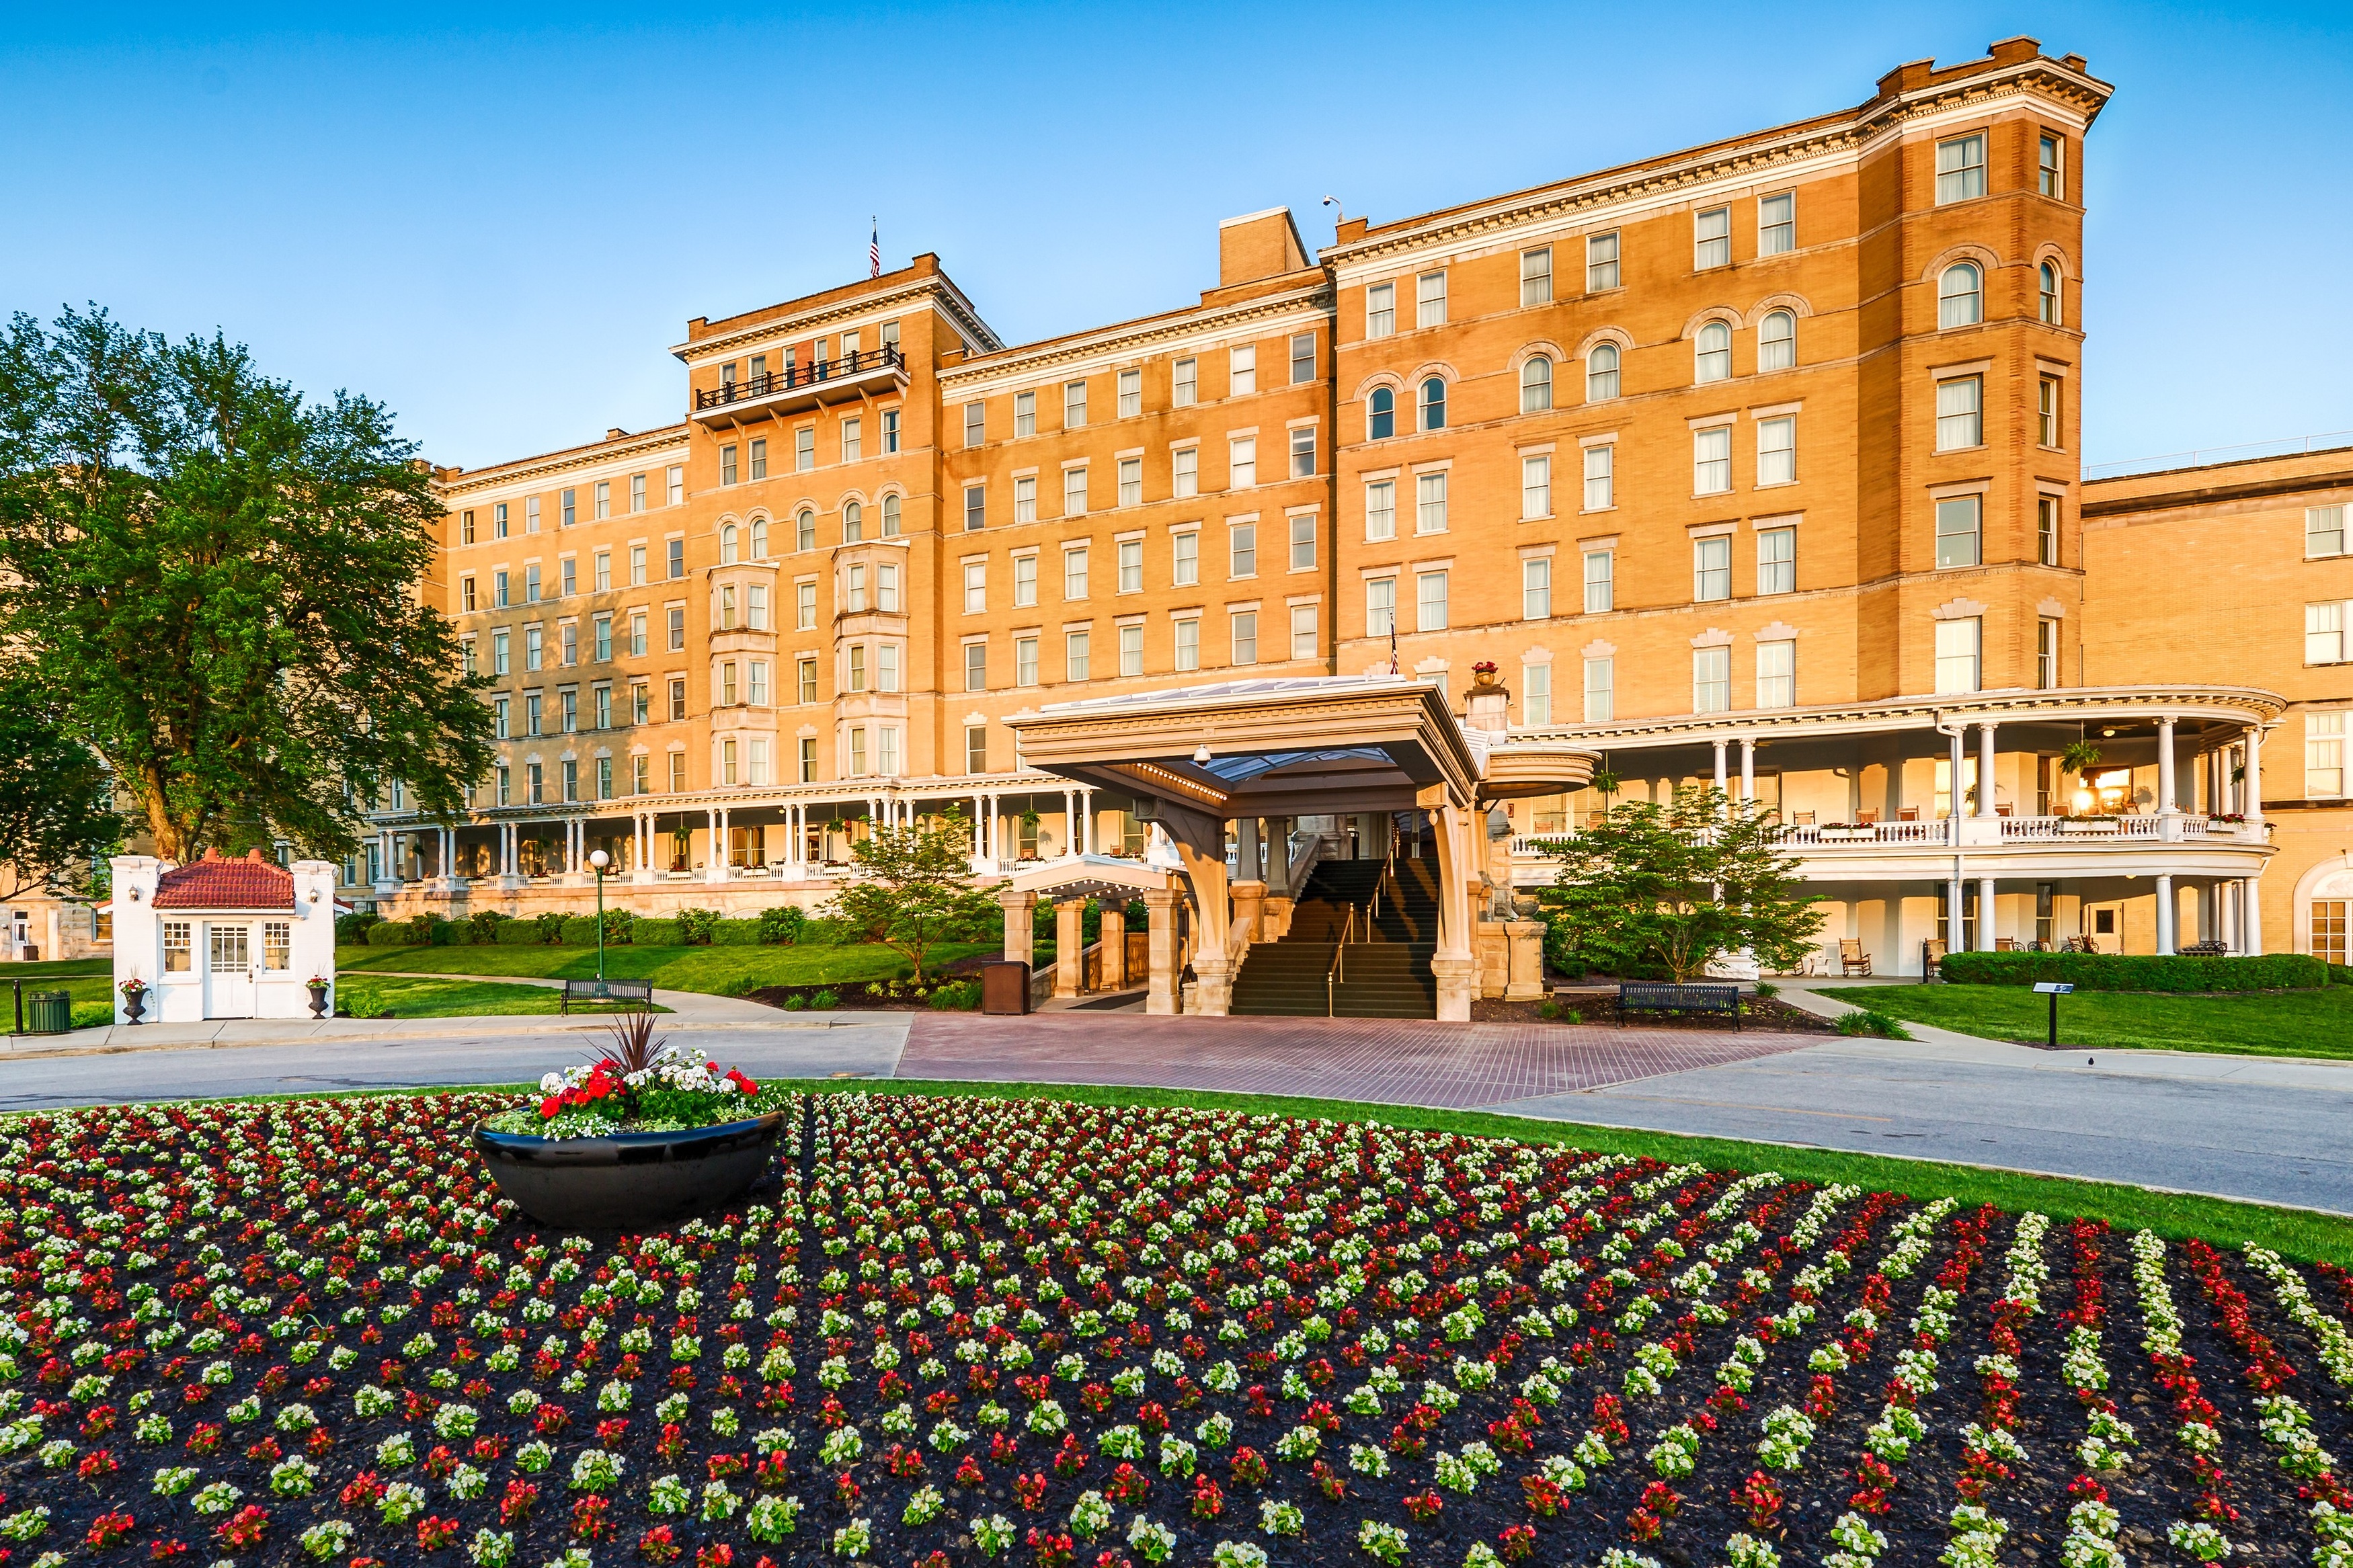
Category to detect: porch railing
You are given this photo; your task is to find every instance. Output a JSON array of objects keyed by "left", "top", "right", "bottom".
[{"left": 693, "top": 344, "right": 905, "bottom": 410}]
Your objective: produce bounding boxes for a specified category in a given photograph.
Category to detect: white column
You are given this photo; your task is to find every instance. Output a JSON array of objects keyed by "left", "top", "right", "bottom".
[
  {"left": 1711, "top": 739, "right": 1728, "bottom": 800},
  {"left": 2243, "top": 872, "right": 2264, "bottom": 954},
  {"left": 1946, "top": 870, "right": 1964, "bottom": 959},
  {"left": 1738, "top": 738, "right": 1755, "bottom": 803},
  {"left": 1062, "top": 788, "right": 1078, "bottom": 857},
  {"left": 2243, "top": 726, "right": 2264, "bottom": 823},
  {"left": 2155, "top": 874, "right": 2176, "bottom": 953},
  {"left": 2157, "top": 717, "right": 2178, "bottom": 816},
  {"left": 1975, "top": 723, "right": 1997, "bottom": 818},
  {"left": 1976, "top": 876, "right": 1997, "bottom": 950},
  {"left": 1080, "top": 787, "right": 1096, "bottom": 854},
  {"left": 1949, "top": 728, "right": 1966, "bottom": 819}
]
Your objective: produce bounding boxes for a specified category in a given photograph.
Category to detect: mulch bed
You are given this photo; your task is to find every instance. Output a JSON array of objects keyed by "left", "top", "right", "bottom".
[
  {"left": 1472, "top": 993, "right": 1838, "bottom": 1034},
  {"left": 3, "top": 1091, "right": 2346, "bottom": 1568}
]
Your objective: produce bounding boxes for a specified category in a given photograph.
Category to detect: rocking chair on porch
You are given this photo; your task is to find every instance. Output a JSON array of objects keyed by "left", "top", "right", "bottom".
[{"left": 1839, "top": 938, "right": 1872, "bottom": 977}]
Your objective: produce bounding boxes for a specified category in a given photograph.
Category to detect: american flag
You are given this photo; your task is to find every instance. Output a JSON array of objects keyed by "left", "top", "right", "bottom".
[{"left": 869, "top": 220, "right": 880, "bottom": 278}]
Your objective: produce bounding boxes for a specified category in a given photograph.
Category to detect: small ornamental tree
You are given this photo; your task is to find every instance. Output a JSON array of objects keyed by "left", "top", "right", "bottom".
[
  {"left": 824, "top": 808, "right": 996, "bottom": 986},
  {"left": 1533, "top": 786, "right": 1823, "bottom": 983}
]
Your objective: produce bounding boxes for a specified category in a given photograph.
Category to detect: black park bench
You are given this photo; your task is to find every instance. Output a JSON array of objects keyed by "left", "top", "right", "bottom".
[
  {"left": 559, "top": 977, "right": 655, "bottom": 1014},
  {"left": 1616, "top": 982, "right": 1741, "bottom": 1030}
]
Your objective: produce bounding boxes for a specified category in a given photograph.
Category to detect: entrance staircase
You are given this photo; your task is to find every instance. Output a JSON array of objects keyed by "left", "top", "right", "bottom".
[{"left": 1230, "top": 856, "right": 1439, "bottom": 1018}]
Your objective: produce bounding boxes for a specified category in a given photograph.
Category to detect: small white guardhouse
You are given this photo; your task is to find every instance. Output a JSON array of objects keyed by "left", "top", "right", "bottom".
[{"left": 112, "top": 851, "right": 339, "bottom": 1023}]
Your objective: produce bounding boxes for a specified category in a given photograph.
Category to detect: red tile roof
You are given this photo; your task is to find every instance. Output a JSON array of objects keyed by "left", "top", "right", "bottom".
[{"left": 153, "top": 849, "right": 296, "bottom": 910}]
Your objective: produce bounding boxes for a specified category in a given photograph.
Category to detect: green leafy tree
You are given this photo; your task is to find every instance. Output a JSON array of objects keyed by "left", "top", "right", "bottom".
[
  {"left": 0, "top": 672, "right": 121, "bottom": 901},
  {"left": 0, "top": 306, "right": 493, "bottom": 864},
  {"left": 1533, "top": 786, "right": 1824, "bottom": 983},
  {"left": 826, "top": 808, "right": 995, "bottom": 985}
]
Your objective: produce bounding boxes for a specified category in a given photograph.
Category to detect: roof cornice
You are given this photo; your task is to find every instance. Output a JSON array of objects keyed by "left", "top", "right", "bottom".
[
  {"left": 672, "top": 277, "right": 1003, "bottom": 364},
  {"left": 939, "top": 280, "right": 1334, "bottom": 391},
  {"left": 431, "top": 425, "right": 692, "bottom": 499},
  {"left": 1527, "top": 683, "right": 2283, "bottom": 748}
]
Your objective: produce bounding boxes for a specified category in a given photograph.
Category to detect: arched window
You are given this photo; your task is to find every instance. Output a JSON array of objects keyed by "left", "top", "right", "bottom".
[
  {"left": 1586, "top": 341, "right": 1620, "bottom": 401},
  {"left": 1519, "top": 356, "right": 1553, "bottom": 414},
  {"left": 748, "top": 517, "right": 768, "bottom": 559},
  {"left": 719, "top": 522, "right": 738, "bottom": 565},
  {"left": 843, "top": 501, "right": 864, "bottom": 542},
  {"left": 2038, "top": 261, "right": 2061, "bottom": 325},
  {"left": 1694, "top": 321, "right": 1732, "bottom": 383},
  {"left": 881, "top": 494, "right": 902, "bottom": 536},
  {"left": 1757, "top": 310, "right": 1796, "bottom": 372},
  {"left": 1419, "top": 376, "right": 1447, "bottom": 431},
  {"left": 796, "top": 509, "right": 815, "bottom": 552},
  {"left": 1367, "top": 385, "right": 1395, "bottom": 440},
  {"left": 1938, "top": 263, "right": 1982, "bottom": 329}
]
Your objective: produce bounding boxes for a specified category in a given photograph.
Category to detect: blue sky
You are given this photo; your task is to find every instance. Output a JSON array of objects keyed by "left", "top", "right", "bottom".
[{"left": 4, "top": 2, "right": 2346, "bottom": 472}]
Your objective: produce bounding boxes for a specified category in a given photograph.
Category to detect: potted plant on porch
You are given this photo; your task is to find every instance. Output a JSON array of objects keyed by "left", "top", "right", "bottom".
[
  {"left": 305, "top": 973, "right": 331, "bottom": 1019},
  {"left": 118, "top": 976, "right": 147, "bottom": 1026},
  {"left": 471, "top": 1014, "right": 785, "bottom": 1229}
]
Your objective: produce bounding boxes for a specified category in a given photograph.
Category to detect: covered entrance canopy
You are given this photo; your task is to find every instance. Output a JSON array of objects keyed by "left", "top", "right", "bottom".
[{"left": 1006, "top": 675, "right": 1595, "bottom": 1018}]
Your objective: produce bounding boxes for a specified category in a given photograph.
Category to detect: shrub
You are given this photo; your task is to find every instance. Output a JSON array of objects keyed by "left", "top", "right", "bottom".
[
  {"left": 1835, "top": 1009, "right": 1911, "bottom": 1040},
  {"left": 466, "top": 910, "right": 510, "bottom": 945},
  {"left": 809, "top": 988, "right": 841, "bottom": 1011},
  {"left": 335, "top": 912, "right": 381, "bottom": 945},
  {"left": 710, "top": 919, "right": 763, "bottom": 946},
  {"left": 674, "top": 907, "right": 719, "bottom": 946},
  {"left": 1753, "top": 981, "right": 1780, "bottom": 999},
  {"left": 796, "top": 916, "right": 851, "bottom": 948},
  {"left": 1936, "top": 950, "right": 2325, "bottom": 993},
  {"left": 532, "top": 912, "right": 567, "bottom": 945},
  {"left": 602, "top": 907, "right": 632, "bottom": 944},
  {"left": 633, "top": 918, "right": 684, "bottom": 948},
  {"left": 928, "top": 980, "right": 982, "bottom": 1011},
  {"left": 757, "top": 906, "right": 808, "bottom": 946},
  {"left": 72, "top": 1001, "right": 113, "bottom": 1029},
  {"left": 495, "top": 919, "right": 543, "bottom": 946},
  {"left": 365, "top": 920, "right": 412, "bottom": 947},
  {"left": 559, "top": 916, "right": 602, "bottom": 947}
]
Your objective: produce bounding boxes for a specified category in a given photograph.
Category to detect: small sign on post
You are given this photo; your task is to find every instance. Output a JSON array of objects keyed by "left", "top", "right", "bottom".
[{"left": 2032, "top": 981, "right": 2075, "bottom": 1048}]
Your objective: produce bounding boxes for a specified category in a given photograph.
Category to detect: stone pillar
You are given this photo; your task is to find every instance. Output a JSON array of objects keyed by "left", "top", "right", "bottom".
[
  {"left": 2244, "top": 726, "right": 2264, "bottom": 824},
  {"left": 1975, "top": 723, "right": 1997, "bottom": 818},
  {"left": 1425, "top": 792, "right": 1477, "bottom": 1022},
  {"left": 1946, "top": 871, "right": 1965, "bottom": 958},
  {"left": 1712, "top": 739, "right": 1728, "bottom": 804},
  {"left": 1142, "top": 888, "right": 1181, "bottom": 1016},
  {"left": 1505, "top": 919, "right": 1546, "bottom": 1001},
  {"left": 1172, "top": 835, "right": 1235, "bottom": 1016},
  {"left": 2243, "top": 871, "right": 2264, "bottom": 955},
  {"left": 2155, "top": 874, "right": 2176, "bottom": 954},
  {"left": 1976, "top": 875, "right": 1997, "bottom": 951},
  {"left": 1949, "top": 729, "right": 1967, "bottom": 819},
  {"left": 1100, "top": 897, "right": 1129, "bottom": 989},
  {"left": 997, "top": 888, "right": 1037, "bottom": 968},
  {"left": 1739, "top": 737, "right": 1755, "bottom": 804},
  {"left": 1053, "top": 898, "right": 1087, "bottom": 997},
  {"left": 1230, "top": 880, "right": 1267, "bottom": 944},
  {"left": 2157, "top": 717, "right": 2179, "bottom": 816},
  {"left": 1235, "top": 818, "right": 1260, "bottom": 882}
]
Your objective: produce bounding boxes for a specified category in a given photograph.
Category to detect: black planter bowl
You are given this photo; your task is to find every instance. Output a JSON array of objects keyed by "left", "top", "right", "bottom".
[{"left": 473, "top": 1110, "right": 787, "bottom": 1231}]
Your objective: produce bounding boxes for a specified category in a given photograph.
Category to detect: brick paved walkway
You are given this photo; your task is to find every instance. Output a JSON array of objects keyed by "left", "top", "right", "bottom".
[{"left": 895, "top": 1012, "right": 1816, "bottom": 1110}]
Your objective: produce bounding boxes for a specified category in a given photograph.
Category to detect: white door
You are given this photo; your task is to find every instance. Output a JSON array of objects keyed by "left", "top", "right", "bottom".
[{"left": 205, "top": 923, "right": 255, "bottom": 1018}]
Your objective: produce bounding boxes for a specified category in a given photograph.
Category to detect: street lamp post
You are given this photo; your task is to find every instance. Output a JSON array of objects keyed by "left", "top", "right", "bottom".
[{"left": 587, "top": 850, "right": 612, "bottom": 999}]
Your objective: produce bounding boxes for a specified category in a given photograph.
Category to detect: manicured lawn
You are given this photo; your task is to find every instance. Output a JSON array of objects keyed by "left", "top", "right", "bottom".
[
  {"left": 1834, "top": 981, "right": 2353, "bottom": 1061},
  {"left": 336, "top": 940, "right": 994, "bottom": 995},
  {"left": 333, "top": 974, "right": 668, "bottom": 1018},
  {"left": 1, "top": 956, "right": 110, "bottom": 980}
]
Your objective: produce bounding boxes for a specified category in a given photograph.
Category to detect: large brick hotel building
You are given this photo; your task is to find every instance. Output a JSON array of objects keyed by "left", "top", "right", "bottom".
[{"left": 268, "top": 37, "right": 2340, "bottom": 977}]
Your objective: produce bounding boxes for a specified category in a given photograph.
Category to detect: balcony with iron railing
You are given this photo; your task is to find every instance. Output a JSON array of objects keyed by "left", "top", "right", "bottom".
[
  {"left": 690, "top": 344, "right": 908, "bottom": 426},
  {"left": 1508, "top": 812, "right": 2274, "bottom": 872}
]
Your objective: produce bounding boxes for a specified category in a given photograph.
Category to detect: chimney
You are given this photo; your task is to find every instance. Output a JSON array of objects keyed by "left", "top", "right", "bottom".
[
  {"left": 606, "top": 428, "right": 628, "bottom": 440},
  {"left": 1217, "top": 208, "right": 1309, "bottom": 288}
]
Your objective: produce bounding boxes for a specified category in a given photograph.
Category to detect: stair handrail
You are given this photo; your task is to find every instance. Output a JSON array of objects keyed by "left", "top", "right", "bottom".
[
  {"left": 1326, "top": 905, "right": 1352, "bottom": 1017},
  {"left": 1371, "top": 835, "right": 1400, "bottom": 923}
]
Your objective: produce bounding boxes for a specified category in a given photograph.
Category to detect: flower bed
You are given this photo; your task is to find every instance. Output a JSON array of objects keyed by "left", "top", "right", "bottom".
[{"left": 1, "top": 1093, "right": 2348, "bottom": 1568}]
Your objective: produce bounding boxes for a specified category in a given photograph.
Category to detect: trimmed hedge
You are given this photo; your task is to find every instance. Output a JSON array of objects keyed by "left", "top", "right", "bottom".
[
  {"left": 632, "top": 917, "right": 684, "bottom": 947},
  {"left": 1938, "top": 950, "right": 2327, "bottom": 992},
  {"left": 559, "top": 915, "right": 603, "bottom": 946},
  {"left": 711, "top": 919, "right": 764, "bottom": 946},
  {"left": 364, "top": 919, "right": 413, "bottom": 946},
  {"left": 495, "top": 919, "right": 545, "bottom": 946}
]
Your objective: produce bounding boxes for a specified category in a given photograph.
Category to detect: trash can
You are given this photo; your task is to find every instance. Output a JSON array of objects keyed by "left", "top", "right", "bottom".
[
  {"left": 980, "top": 960, "right": 1031, "bottom": 1016},
  {"left": 24, "top": 990, "right": 72, "bottom": 1035}
]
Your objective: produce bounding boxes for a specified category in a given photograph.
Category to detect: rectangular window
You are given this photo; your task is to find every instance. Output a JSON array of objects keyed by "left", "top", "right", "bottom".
[
  {"left": 1584, "top": 657, "right": 1614, "bottom": 721},
  {"left": 1289, "top": 331, "right": 1316, "bottom": 384},
  {"left": 1522, "top": 556, "right": 1552, "bottom": 620},
  {"left": 719, "top": 583, "right": 739, "bottom": 628},
  {"left": 1287, "top": 512, "right": 1316, "bottom": 571},
  {"left": 1586, "top": 231, "right": 1620, "bottom": 292},
  {"left": 1415, "top": 270, "right": 1447, "bottom": 329},
  {"left": 668, "top": 677, "right": 686, "bottom": 720},
  {"left": 524, "top": 564, "right": 541, "bottom": 603},
  {"left": 1693, "top": 535, "right": 1732, "bottom": 602},
  {"left": 1519, "top": 661, "right": 1551, "bottom": 724},
  {"left": 594, "top": 481, "right": 611, "bottom": 518},
  {"left": 1015, "top": 636, "right": 1039, "bottom": 687},
  {"left": 1365, "top": 577, "right": 1396, "bottom": 638},
  {"left": 461, "top": 575, "right": 477, "bottom": 612},
  {"left": 2037, "top": 617, "right": 2061, "bottom": 690},
  {"left": 1229, "top": 437, "right": 1256, "bottom": 490},
  {"left": 964, "top": 401, "right": 986, "bottom": 447},
  {"left": 666, "top": 466, "right": 684, "bottom": 506},
  {"left": 1936, "top": 495, "right": 1983, "bottom": 569},
  {"left": 1174, "top": 530, "right": 1200, "bottom": 586},
  {"left": 1064, "top": 379, "right": 1087, "bottom": 428},
  {"left": 1416, "top": 570, "right": 1449, "bottom": 632},
  {"left": 524, "top": 624, "right": 544, "bottom": 669},
  {"left": 1364, "top": 481, "right": 1395, "bottom": 541},
  {"left": 1935, "top": 616, "right": 1982, "bottom": 694},
  {"left": 1936, "top": 375, "right": 1983, "bottom": 451},
  {"left": 1519, "top": 246, "right": 1552, "bottom": 306},
  {"left": 1172, "top": 445, "right": 1198, "bottom": 499},
  {"left": 630, "top": 544, "right": 647, "bottom": 585},
  {"left": 667, "top": 538, "right": 685, "bottom": 579},
  {"left": 1416, "top": 470, "right": 1447, "bottom": 533},
  {"left": 1757, "top": 526, "right": 1796, "bottom": 595},
  {"left": 840, "top": 418, "right": 861, "bottom": 464},
  {"left": 966, "top": 725, "right": 988, "bottom": 775},
  {"left": 1012, "top": 475, "right": 1036, "bottom": 524},
  {"left": 2309, "top": 712, "right": 2346, "bottom": 798},
  {"left": 1230, "top": 610, "right": 1257, "bottom": 666},
  {"left": 492, "top": 696, "right": 508, "bottom": 738},
  {"left": 1119, "top": 622, "right": 1144, "bottom": 677},
  {"left": 1062, "top": 545, "right": 1089, "bottom": 600},
  {"left": 2310, "top": 505, "right": 2348, "bottom": 558},
  {"left": 1064, "top": 466, "right": 1088, "bottom": 515},
  {"left": 748, "top": 582, "right": 768, "bottom": 628},
  {"left": 561, "top": 489, "right": 577, "bottom": 528},
  {"left": 1229, "top": 522, "right": 1257, "bottom": 578},
  {"left": 2309, "top": 601, "right": 2347, "bottom": 664},
  {"left": 882, "top": 409, "right": 899, "bottom": 454},
  {"left": 1757, "top": 417, "right": 1796, "bottom": 485},
  {"left": 594, "top": 614, "right": 612, "bottom": 661},
  {"left": 666, "top": 751, "right": 684, "bottom": 792},
  {"left": 1694, "top": 206, "right": 1730, "bottom": 270},
  {"left": 1758, "top": 192, "right": 1795, "bottom": 256},
  {"left": 797, "top": 657, "right": 817, "bottom": 704},
  {"left": 1013, "top": 553, "right": 1037, "bottom": 607},
  {"left": 2039, "top": 133, "right": 2064, "bottom": 198},
  {"left": 594, "top": 551, "right": 612, "bottom": 591},
  {"left": 525, "top": 694, "right": 542, "bottom": 735},
  {"left": 1583, "top": 549, "right": 1614, "bottom": 614},
  {"left": 492, "top": 629, "right": 510, "bottom": 674},
  {"left": 1756, "top": 639, "right": 1796, "bottom": 708},
  {"left": 1289, "top": 603, "right": 1316, "bottom": 660},
  {"left": 1118, "top": 539, "right": 1144, "bottom": 593},
  {"left": 163, "top": 919, "right": 193, "bottom": 971},
  {"left": 1521, "top": 454, "right": 1551, "bottom": 519},
  {"left": 1936, "top": 132, "right": 1987, "bottom": 203},
  {"left": 2315, "top": 900, "right": 2350, "bottom": 965},
  {"left": 721, "top": 661, "right": 740, "bottom": 704},
  {"left": 2038, "top": 376, "right": 2062, "bottom": 448},
  {"left": 631, "top": 755, "right": 647, "bottom": 795},
  {"left": 1692, "top": 645, "right": 1730, "bottom": 711},
  {"left": 1583, "top": 443, "right": 1614, "bottom": 510},
  {"left": 963, "top": 560, "right": 986, "bottom": 614},
  {"left": 495, "top": 502, "right": 510, "bottom": 538},
  {"left": 964, "top": 485, "right": 986, "bottom": 532},
  {"left": 2039, "top": 495, "right": 2062, "bottom": 566},
  {"left": 1289, "top": 426, "right": 1316, "bottom": 479},
  {"left": 528, "top": 496, "right": 544, "bottom": 534},
  {"left": 560, "top": 557, "right": 577, "bottom": 597},
  {"left": 846, "top": 729, "right": 865, "bottom": 777},
  {"left": 1694, "top": 426, "right": 1732, "bottom": 494},
  {"left": 631, "top": 473, "right": 648, "bottom": 512},
  {"left": 1366, "top": 282, "right": 1395, "bottom": 339},
  {"left": 795, "top": 581, "right": 816, "bottom": 630},
  {"left": 1119, "top": 456, "right": 1142, "bottom": 507},
  {"left": 1172, "top": 358, "right": 1197, "bottom": 406},
  {"left": 632, "top": 682, "right": 647, "bottom": 723},
  {"left": 1012, "top": 390, "right": 1036, "bottom": 438},
  {"left": 751, "top": 659, "right": 772, "bottom": 705},
  {"left": 1172, "top": 618, "right": 1200, "bottom": 672},
  {"left": 1065, "top": 630, "right": 1090, "bottom": 682},
  {"left": 1117, "top": 368, "right": 1141, "bottom": 419},
  {"left": 963, "top": 641, "right": 986, "bottom": 692}
]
